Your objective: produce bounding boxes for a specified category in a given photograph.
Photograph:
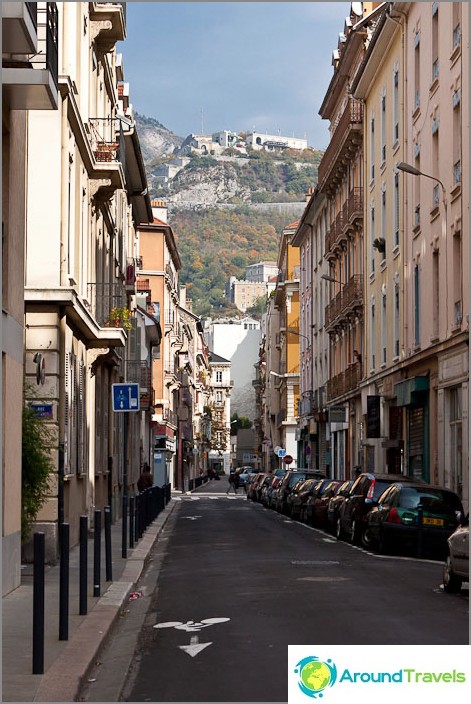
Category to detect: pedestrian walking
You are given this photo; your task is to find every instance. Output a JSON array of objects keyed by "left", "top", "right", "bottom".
[
  {"left": 226, "top": 471, "right": 240, "bottom": 494},
  {"left": 137, "top": 463, "right": 153, "bottom": 492}
]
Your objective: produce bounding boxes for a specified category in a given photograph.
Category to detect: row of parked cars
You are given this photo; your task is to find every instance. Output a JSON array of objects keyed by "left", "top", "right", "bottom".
[{"left": 244, "top": 468, "right": 469, "bottom": 593}]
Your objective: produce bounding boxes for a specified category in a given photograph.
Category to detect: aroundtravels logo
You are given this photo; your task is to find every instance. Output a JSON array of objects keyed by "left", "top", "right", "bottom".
[
  {"left": 291, "top": 651, "right": 467, "bottom": 702},
  {"left": 294, "top": 656, "right": 338, "bottom": 698}
]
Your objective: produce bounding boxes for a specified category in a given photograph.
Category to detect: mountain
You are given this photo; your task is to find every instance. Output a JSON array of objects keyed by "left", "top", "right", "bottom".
[
  {"left": 135, "top": 112, "right": 184, "bottom": 165},
  {"left": 135, "top": 112, "right": 322, "bottom": 315}
]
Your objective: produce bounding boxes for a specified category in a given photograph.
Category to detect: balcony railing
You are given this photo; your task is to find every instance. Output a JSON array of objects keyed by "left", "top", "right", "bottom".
[
  {"left": 26, "top": 2, "right": 38, "bottom": 31},
  {"left": 126, "top": 361, "right": 153, "bottom": 408},
  {"left": 162, "top": 407, "right": 177, "bottom": 427},
  {"left": 137, "top": 278, "right": 151, "bottom": 292},
  {"left": 86, "top": 282, "right": 125, "bottom": 328},
  {"left": 327, "top": 362, "right": 361, "bottom": 401},
  {"left": 88, "top": 118, "right": 125, "bottom": 169},
  {"left": 29, "top": 3, "right": 58, "bottom": 88},
  {"left": 325, "top": 275, "right": 363, "bottom": 332},
  {"left": 318, "top": 98, "right": 363, "bottom": 191}
]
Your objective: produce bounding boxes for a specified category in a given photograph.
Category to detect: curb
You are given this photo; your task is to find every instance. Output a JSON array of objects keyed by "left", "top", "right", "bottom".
[{"left": 33, "top": 500, "right": 177, "bottom": 702}]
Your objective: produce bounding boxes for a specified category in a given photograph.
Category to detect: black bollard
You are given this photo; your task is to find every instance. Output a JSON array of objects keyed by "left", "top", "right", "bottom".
[
  {"left": 129, "top": 496, "right": 135, "bottom": 549},
  {"left": 79, "top": 515, "right": 88, "bottom": 615},
  {"left": 417, "top": 505, "right": 423, "bottom": 559},
  {"left": 122, "top": 494, "right": 128, "bottom": 559},
  {"left": 32, "top": 532, "right": 45, "bottom": 675},
  {"left": 93, "top": 510, "right": 101, "bottom": 597},
  {"left": 104, "top": 507, "right": 112, "bottom": 581},
  {"left": 59, "top": 523, "right": 69, "bottom": 640}
]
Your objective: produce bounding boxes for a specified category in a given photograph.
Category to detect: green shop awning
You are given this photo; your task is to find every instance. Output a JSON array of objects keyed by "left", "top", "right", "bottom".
[{"left": 394, "top": 375, "right": 429, "bottom": 406}]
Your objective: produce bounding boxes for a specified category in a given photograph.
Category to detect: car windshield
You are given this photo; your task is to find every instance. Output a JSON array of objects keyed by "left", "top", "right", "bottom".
[
  {"left": 288, "top": 473, "right": 306, "bottom": 487},
  {"left": 399, "top": 487, "right": 463, "bottom": 514},
  {"left": 372, "top": 480, "right": 397, "bottom": 500}
]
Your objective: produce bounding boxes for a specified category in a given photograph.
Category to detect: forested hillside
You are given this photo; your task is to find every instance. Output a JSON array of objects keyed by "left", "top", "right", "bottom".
[{"left": 170, "top": 207, "right": 300, "bottom": 317}]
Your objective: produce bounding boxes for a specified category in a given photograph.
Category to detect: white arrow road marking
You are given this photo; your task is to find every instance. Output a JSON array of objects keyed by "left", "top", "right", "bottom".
[
  {"left": 178, "top": 635, "right": 212, "bottom": 657},
  {"left": 181, "top": 516, "right": 202, "bottom": 520}
]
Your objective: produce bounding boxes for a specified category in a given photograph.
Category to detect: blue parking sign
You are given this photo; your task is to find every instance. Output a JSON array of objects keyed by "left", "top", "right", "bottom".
[{"left": 112, "top": 383, "right": 140, "bottom": 412}]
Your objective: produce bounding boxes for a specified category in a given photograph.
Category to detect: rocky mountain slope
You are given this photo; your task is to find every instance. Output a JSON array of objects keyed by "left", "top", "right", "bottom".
[{"left": 135, "top": 112, "right": 184, "bottom": 166}]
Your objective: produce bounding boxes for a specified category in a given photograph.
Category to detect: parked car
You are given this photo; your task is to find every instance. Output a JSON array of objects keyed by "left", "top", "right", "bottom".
[
  {"left": 336, "top": 473, "right": 424, "bottom": 545},
  {"left": 443, "top": 516, "right": 469, "bottom": 593},
  {"left": 287, "top": 479, "right": 321, "bottom": 520},
  {"left": 246, "top": 473, "right": 267, "bottom": 501},
  {"left": 303, "top": 480, "right": 343, "bottom": 526},
  {"left": 364, "top": 483, "right": 464, "bottom": 558},
  {"left": 236, "top": 466, "right": 258, "bottom": 486},
  {"left": 274, "top": 469, "right": 325, "bottom": 515},
  {"left": 260, "top": 474, "right": 280, "bottom": 506},
  {"left": 326, "top": 480, "right": 354, "bottom": 532}
]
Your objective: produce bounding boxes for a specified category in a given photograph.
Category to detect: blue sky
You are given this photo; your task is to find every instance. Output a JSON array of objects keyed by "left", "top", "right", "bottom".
[{"left": 120, "top": 2, "right": 350, "bottom": 149}]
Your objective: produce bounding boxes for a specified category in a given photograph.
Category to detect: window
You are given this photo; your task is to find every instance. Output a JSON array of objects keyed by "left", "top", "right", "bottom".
[
  {"left": 433, "top": 184, "right": 440, "bottom": 208},
  {"left": 370, "top": 203, "right": 375, "bottom": 273},
  {"left": 393, "top": 281, "right": 400, "bottom": 358},
  {"left": 393, "top": 67, "right": 399, "bottom": 143},
  {"left": 370, "top": 299, "right": 376, "bottom": 370},
  {"left": 433, "top": 251, "right": 439, "bottom": 338},
  {"left": 414, "top": 32, "right": 420, "bottom": 109},
  {"left": 381, "top": 187, "right": 386, "bottom": 259},
  {"left": 432, "top": 4, "right": 439, "bottom": 82},
  {"left": 452, "top": 3, "right": 461, "bottom": 49},
  {"left": 454, "top": 160, "right": 461, "bottom": 185},
  {"left": 414, "top": 265, "right": 420, "bottom": 346},
  {"left": 381, "top": 291, "right": 387, "bottom": 365},
  {"left": 453, "top": 233, "right": 462, "bottom": 326},
  {"left": 393, "top": 172, "right": 400, "bottom": 247},
  {"left": 216, "top": 370, "right": 222, "bottom": 383},
  {"left": 380, "top": 92, "right": 386, "bottom": 163},
  {"left": 370, "top": 115, "right": 375, "bottom": 181}
]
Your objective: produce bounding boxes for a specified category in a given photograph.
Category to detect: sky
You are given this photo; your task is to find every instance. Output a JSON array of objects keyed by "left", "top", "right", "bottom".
[{"left": 120, "top": 2, "right": 351, "bottom": 150}]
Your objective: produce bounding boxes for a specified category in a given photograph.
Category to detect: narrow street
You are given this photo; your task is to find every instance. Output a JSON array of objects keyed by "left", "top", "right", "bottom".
[{"left": 81, "top": 480, "right": 468, "bottom": 703}]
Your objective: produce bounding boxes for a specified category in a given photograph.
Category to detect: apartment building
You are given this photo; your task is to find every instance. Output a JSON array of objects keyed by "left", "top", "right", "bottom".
[
  {"left": 2, "top": 1, "right": 59, "bottom": 593},
  {"left": 317, "top": 4, "right": 383, "bottom": 479},
  {"left": 207, "top": 352, "right": 233, "bottom": 475},
  {"left": 292, "top": 187, "right": 330, "bottom": 474}
]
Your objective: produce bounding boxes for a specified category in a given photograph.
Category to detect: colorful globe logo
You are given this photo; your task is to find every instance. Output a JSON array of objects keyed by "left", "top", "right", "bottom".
[{"left": 294, "top": 656, "right": 337, "bottom": 699}]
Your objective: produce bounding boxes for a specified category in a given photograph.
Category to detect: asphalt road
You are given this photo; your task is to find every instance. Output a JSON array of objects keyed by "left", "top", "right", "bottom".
[{"left": 82, "top": 485, "right": 469, "bottom": 702}]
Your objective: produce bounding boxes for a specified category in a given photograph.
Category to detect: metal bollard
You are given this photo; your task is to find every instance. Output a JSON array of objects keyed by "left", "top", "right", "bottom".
[
  {"left": 129, "top": 496, "right": 135, "bottom": 549},
  {"left": 122, "top": 495, "right": 128, "bottom": 559},
  {"left": 417, "top": 506, "right": 423, "bottom": 559},
  {"left": 32, "top": 532, "right": 45, "bottom": 675},
  {"left": 93, "top": 510, "right": 101, "bottom": 597},
  {"left": 59, "top": 523, "right": 69, "bottom": 641},
  {"left": 104, "top": 507, "right": 112, "bottom": 581},
  {"left": 79, "top": 515, "right": 88, "bottom": 615}
]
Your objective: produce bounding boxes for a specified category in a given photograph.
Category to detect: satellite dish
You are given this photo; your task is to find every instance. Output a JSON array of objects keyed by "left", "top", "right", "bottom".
[{"left": 351, "top": 2, "right": 363, "bottom": 17}]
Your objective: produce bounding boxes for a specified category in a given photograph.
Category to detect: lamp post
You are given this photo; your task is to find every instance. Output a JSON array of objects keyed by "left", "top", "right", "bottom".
[
  {"left": 286, "top": 327, "right": 310, "bottom": 345},
  {"left": 321, "top": 273, "right": 344, "bottom": 286}
]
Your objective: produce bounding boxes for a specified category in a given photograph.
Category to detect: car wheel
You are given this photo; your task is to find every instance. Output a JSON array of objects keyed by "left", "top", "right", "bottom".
[
  {"left": 443, "top": 556, "right": 462, "bottom": 593},
  {"left": 336, "top": 517, "right": 344, "bottom": 541},
  {"left": 362, "top": 526, "right": 376, "bottom": 550}
]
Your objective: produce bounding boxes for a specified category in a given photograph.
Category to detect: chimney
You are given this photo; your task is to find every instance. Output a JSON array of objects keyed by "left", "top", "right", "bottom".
[{"left": 151, "top": 199, "right": 168, "bottom": 223}]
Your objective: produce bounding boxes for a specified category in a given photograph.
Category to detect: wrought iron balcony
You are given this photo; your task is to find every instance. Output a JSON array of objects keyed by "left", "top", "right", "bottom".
[
  {"left": 325, "top": 275, "right": 363, "bottom": 333},
  {"left": 86, "top": 282, "right": 125, "bottom": 328},
  {"left": 327, "top": 362, "right": 361, "bottom": 401},
  {"left": 318, "top": 98, "right": 363, "bottom": 194},
  {"left": 126, "top": 360, "right": 153, "bottom": 408},
  {"left": 162, "top": 407, "right": 177, "bottom": 427}
]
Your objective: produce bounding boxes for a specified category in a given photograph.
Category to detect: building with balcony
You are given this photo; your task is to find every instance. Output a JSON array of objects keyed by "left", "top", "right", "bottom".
[
  {"left": 292, "top": 187, "right": 330, "bottom": 474},
  {"left": 352, "top": 4, "right": 406, "bottom": 476},
  {"left": 270, "top": 220, "right": 301, "bottom": 466},
  {"left": 137, "top": 201, "right": 183, "bottom": 489},
  {"left": 2, "top": 1, "right": 59, "bottom": 594},
  {"left": 384, "top": 2, "right": 467, "bottom": 511},
  {"left": 317, "top": 3, "right": 383, "bottom": 479},
  {"left": 20, "top": 2, "right": 153, "bottom": 562},
  {"left": 207, "top": 352, "right": 232, "bottom": 475}
]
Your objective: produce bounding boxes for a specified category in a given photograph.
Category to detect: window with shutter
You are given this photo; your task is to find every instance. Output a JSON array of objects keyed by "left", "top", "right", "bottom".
[{"left": 64, "top": 352, "right": 70, "bottom": 471}]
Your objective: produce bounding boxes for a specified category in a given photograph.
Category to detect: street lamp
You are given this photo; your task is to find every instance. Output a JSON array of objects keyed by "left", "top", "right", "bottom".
[
  {"left": 286, "top": 327, "right": 310, "bottom": 344},
  {"left": 321, "top": 273, "right": 343, "bottom": 286},
  {"left": 269, "top": 370, "right": 283, "bottom": 378},
  {"left": 397, "top": 162, "right": 446, "bottom": 206}
]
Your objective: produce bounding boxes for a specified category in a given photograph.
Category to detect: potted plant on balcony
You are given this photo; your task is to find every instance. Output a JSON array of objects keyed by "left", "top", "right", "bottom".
[{"left": 105, "top": 306, "right": 132, "bottom": 330}]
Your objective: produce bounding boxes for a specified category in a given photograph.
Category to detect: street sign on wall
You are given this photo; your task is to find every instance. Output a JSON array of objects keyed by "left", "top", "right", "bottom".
[{"left": 112, "top": 383, "right": 140, "bottom": 412}]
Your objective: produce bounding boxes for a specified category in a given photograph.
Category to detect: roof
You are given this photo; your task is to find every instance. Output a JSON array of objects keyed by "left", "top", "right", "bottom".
[
  {"left": 285, "top": 220, "right": 300, "bottom": 230},
  {"left": 152, "top": 217, "right": 167, "bottom": 226},
  {"left": 208, "top": 351, "right": 231, "bottom": 364}
]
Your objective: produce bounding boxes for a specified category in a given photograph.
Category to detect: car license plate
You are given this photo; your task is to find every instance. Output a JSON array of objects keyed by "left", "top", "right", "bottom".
[{"left": 422, "top": 517, "right": 444, "bottom": 526}]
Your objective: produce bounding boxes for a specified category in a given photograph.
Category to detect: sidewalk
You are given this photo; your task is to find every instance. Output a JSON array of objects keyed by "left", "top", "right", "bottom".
[{"left": 2, "top": 497, "right": 179, "bottom": 703}]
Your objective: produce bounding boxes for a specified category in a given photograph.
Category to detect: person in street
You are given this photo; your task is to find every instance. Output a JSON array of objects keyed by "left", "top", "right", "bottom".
[
  {"left": 353, "top": 465, "right": 362, "bottom": 480},
  {"left": 226, "top": 470, "right": 240, "bottom": 494},
  {"left": 137, "top": 463, "right": 153, "bottom": 492}
]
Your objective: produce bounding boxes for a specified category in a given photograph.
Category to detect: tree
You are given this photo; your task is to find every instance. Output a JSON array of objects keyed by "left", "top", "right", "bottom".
[
  {"left": 22, "top": 390, "right": 54, "bottom": 540},
  {"left": 230, "top": 412, "right": 253, "bottom": 431}
]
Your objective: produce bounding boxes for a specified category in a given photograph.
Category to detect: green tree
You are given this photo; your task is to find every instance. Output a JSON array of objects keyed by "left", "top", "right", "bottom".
[
  {"left": 230, "top": 412, "right": 253, "bottom": 431},
  {"left": 21, "top": 392, "right": 54, "bottom": 540}
]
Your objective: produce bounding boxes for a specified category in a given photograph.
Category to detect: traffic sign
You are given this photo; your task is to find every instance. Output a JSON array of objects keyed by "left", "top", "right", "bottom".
[
  {"left": 284, "top": 455, "right": 294, "bottom": 465},
  {"left": 278, "top": 448, "right": 286, "bottom": 458},
  {"left": 112, "top": 383, "right": 140, "bottom": 412}
]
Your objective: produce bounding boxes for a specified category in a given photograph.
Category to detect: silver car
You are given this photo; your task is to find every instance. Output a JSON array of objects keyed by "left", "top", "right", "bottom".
[{"left": 443, "top": 517, "right": 469, "bottom": 593}]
